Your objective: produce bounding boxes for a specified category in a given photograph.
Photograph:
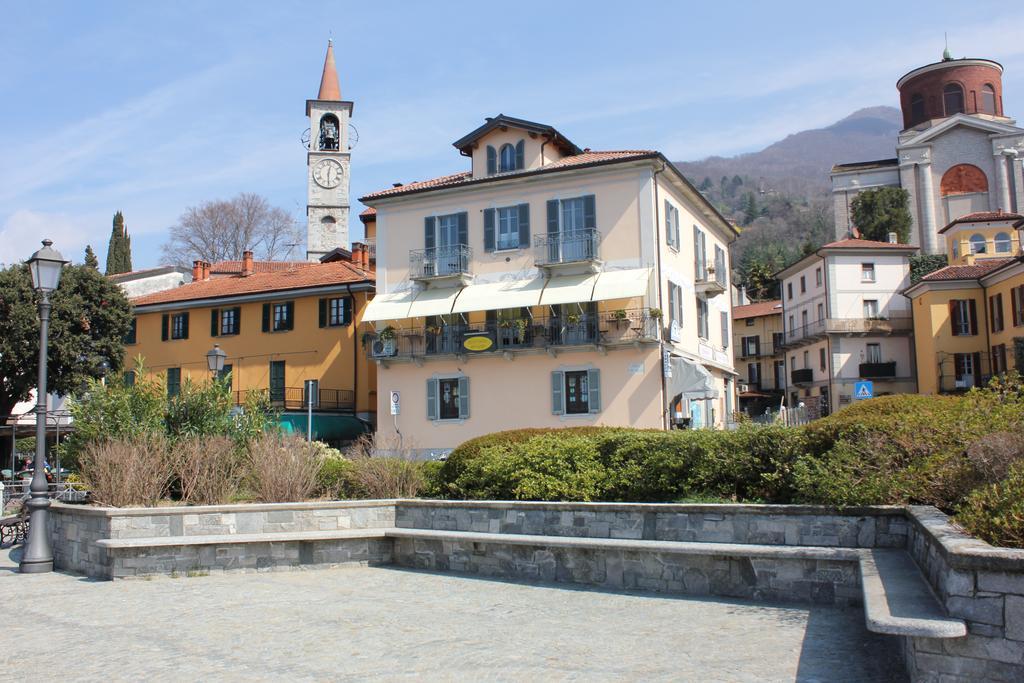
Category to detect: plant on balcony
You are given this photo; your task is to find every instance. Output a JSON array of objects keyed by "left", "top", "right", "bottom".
[
  {"left": 648, "top": 308, "right": 663, "bottom": 320},
  {"left": 378, "top": 326, "right": 396, "bottom": 341},
  {"left": 514, "top": 318, "right": 529, "bottom": 338},
  {"left": 566, "top": 311, "right": 582, "bottom": 325},
  {"left": 609, "top": 309, "right": 629, "bottom": 326},
  {"left": 425, "top": 324, "right": 442, "bottom": 336}
]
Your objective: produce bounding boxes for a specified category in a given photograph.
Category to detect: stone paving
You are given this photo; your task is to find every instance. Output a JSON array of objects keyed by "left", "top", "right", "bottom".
[{"left": 0, "top": 547, "right": 904, "bottom": 681}]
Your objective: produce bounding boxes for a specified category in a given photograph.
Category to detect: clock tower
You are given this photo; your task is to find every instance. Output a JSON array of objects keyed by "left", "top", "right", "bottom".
[{"left": 305, "top": 40, "right": 353, "bottom": 261}]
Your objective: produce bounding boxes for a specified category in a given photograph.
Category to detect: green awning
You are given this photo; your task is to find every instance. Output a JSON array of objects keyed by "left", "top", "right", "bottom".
[{"left": 278, "top": 413, "right": 370, "bottom": 442}]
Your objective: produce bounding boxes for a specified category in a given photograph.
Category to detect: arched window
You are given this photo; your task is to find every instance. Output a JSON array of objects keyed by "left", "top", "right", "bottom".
[
  {"left": 318, "top": 114, "right": 340, "bottom": 151},
  {"left": 910, "top": 93, "right": 925, "bottom": 124},
  {"left": 498, "top": 143, "right": 517, "bottom": 172},
  {"left": 943, "top": 83, "right": 964, "bottom": 116},
  {"left": 969, "top": 233, "right": 986, "bottom": 254},
  {"left": 940, "top": 164, "right": 988, "bottom": 196},
  {"left": 981, "top": 84, "right": 997, "bottom": 115},
  {"left": 321, "top": 215, "right": 336, "bottom": 230},
  {"left": 994, "top": 232, "right": 1012, "bottom": 253}
]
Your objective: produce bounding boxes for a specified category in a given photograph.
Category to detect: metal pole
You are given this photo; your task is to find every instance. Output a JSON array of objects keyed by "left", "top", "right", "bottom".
[
  {"left": 306, "top": 381, "right": 313, "bottom": 443},
  {"left": 21, "top": 290, "right": 54, "bottom": 573}
]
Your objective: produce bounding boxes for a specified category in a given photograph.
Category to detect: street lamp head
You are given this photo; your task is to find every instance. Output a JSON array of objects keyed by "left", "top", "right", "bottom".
[
  {"left": 206, "top": 344, "right": 227, "bottom": 373},
  {"left": 26, "top": 239, "right": 69, "bottom": 293}
]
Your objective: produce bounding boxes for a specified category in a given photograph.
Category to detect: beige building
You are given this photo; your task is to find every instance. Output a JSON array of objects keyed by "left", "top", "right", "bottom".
[
  {"left": 776, "top": 238, "right": 918, "bottom": 416},
  {"left": 360, "top": 115, "right": 739, "bottom": 454},
  {"left": 732, "top": 300, "right": 785, "bottom": 416}
]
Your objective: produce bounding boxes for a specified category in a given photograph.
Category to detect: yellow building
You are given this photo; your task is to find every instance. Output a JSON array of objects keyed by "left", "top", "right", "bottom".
[
  {"left": 905, "top": 211, "right": 1024, "bottom": 393},
  {"left": 126, "top": 250, "right": 377, "bottom": 444},
  {"left": 732, "top": 299, "right": 785, "bottom": 415}
]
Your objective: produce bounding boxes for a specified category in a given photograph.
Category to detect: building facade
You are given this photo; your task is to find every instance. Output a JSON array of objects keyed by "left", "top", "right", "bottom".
[
  {"left": 360, "top": 115, "right": 738, "bottom": 455},
  {"left": 732, "top": 300, "right": 785, "bottom": 416},
  {"left": 108, "top": 266, "right": 192, "bottom": 298},
  {"left": 831, "top": 51, "right": 1024, "bottom": 253},
  {"left": 777, "top": 239, "right": 918, "bottom": 415}
]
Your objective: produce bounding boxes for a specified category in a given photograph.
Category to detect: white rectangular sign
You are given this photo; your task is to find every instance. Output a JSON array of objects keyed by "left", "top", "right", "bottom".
[{"left": 389, "top": 390, "right": 401, "bottom": 415}]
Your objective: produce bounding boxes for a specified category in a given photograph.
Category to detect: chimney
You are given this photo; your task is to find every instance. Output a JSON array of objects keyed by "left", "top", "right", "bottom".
[
  {"left": 192, "top": 260, "right": 202, "bottom": 281},
  {"left": 201, "top": 261, "right": 211, "bottom": 281},
  {"left": 887, "top": 231, "right": 898, "bottom": 244},
  {"left": 352, "top": 242, "right": 367, "bottom": 269},
  {"left": 242, "top": 250, "right": 254, "bottom": 277}
]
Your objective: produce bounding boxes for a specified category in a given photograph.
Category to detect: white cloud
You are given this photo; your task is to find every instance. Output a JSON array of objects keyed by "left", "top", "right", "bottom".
[{"left": 0, "top": 210, "right": 91, "bottom": 265}]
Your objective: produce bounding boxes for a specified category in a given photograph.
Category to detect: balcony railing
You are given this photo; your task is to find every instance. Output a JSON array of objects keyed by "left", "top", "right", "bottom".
[
  {"left": 409, "top": 244, "right": 472, "bottom": 281},
  {"left": 234, "top": 387, "right": 355, "bottom": 412},
  {"left": 859, "top": 361, "right": 897, "bottom": 378},
  {"left": 783, "top": 314, "right": 913, "bottom": 347},
  {"left": 695, "top": 267, "right": 727, "bottom": 295},
  {"left": 791, "top": 368, "right": 814, "bottom": 385},
  {"left": 533, "top": 229, "right": 600, "bottom": 269},
  {"left": 367, "top": 308, "right": 660, "bottom": 361}
]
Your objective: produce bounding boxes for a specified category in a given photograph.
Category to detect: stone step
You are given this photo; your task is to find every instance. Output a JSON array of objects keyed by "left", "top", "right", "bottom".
[{"left": 860, "top": 549, "right": 967, "bottom": 638}]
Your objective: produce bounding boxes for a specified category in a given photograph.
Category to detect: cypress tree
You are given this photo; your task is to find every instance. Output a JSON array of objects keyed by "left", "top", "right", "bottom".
[
  {"left": 84, "top": 245, "right": 99, "bottom": 269},
  {"left": 105, "top": 211, "right": 133, "bottom": 275}
]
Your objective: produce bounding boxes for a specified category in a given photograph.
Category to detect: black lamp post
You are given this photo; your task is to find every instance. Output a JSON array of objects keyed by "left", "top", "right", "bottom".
[
  {"left": 206, "top": 344, "right": 227, "bottom": 377},
  {"left": 20, "top": 239, "right": 68, "bottom": 574}
]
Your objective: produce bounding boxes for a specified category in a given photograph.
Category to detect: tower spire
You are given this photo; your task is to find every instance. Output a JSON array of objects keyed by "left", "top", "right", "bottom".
[{"left": 317, "top": 39, "right": 341, "bottom": 101}]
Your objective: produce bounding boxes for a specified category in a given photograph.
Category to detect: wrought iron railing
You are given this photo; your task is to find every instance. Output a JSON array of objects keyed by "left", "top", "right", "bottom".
[
  {"left": 791, "top": 368, "right": 814, "bottom": 385},
  {"left": 409, "top": 244, "right": 472, "bottom": 279},
  {"left": 533, "top": 229, "right": 599, "bottom": 266},
  {"left": 233, "top": 387, "right": 355, "bottom": 411},
  {"left": 859, "top": 361, "right": 897, "bottom": 378},
  {"left": 783, "top": 314, "right": 913, "bottom": 347}
]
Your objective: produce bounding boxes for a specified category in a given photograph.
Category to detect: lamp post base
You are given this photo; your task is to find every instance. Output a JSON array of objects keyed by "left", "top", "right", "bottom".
[
  {"left": 19, "top": 558, "right": 54, "bottom": 574},
  {"left": 19, "top": 496, "right": 54, "bottom": 574}
]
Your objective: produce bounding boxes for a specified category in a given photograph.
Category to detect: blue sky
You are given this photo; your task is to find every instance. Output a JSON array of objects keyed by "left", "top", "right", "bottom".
[{"left": 2, "top": 1, "right": 1022, "bottom": 270}]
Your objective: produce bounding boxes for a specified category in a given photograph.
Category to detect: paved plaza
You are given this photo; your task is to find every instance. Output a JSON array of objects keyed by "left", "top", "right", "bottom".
[{"left": 0, "top": 547, "right": 904, "bottom": 681}]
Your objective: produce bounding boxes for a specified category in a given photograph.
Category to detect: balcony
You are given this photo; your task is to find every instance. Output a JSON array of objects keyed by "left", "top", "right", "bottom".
[
  {"left": 409, "top": 244, "right": 473, "bottom": 286},
  {"left": 791, "top": 368, "right": 814, "bottom": 385},
  {"left": 782, "top": 314, "right": 913, "bottom": 348},
  {"left": 366, "top": 308, "right": 660, "bottom": 362},
  {"left": 694, "top": 267, "right": 727, "bottom": 296},
  {"left": 234, "top": 387, "right": 355, "bottom": 412},
  {"left": 533, "top": 229, "right": 601, "bottom": 274},
  {"left": 859, "top": 361, "right": 897, "bottom": 379}
]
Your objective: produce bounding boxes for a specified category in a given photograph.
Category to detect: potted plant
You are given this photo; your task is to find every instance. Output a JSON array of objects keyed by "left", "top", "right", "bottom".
[
  {"left": 567, "top": 311, "right": 582, "bottom": 325},
  {"left": 610, "top": 309, "right": 629, "bottom": 326},
  {"left": 379, "top": 326, "right": 396, "bottom": 341},
  {"left": 425, "top": 324, "right": 442, "bottom": 336},
  {"left": 514, "top": 318, "right": 529, "bottom": 339},
  {"left": 648, "top": 308, "right": 663, "bottom": 320}
]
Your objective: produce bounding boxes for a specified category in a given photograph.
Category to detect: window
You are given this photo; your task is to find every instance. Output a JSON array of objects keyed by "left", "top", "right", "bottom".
[
  {"left": 696, "top": 297, "right": 709, "bottom": 339},
  {"left": 499, "top": 144, "right": 516, "bottom": 172},
  {"left": 969, "top": 233, "right": 986, "bottom": 254},
  {"left": 664, "top": 201, "right": 680, "bottom": 250},
  {"left": 817, "top": 303, "right": 824, "bottom": 321},
  {"left": 668, "top": 282, "right": 684, "bottom": 336},
  {"left": 318, "top": 114, "right": 339, "bottom": 151},
  {"left": 1013, "top": 285, "right": 1024, "bottom": 327},
  {"left": 815, "top": 267, "right": 822, "bottom": 287},
  {"left": 866, "top": 343, "right": 882, "bottom": 364},
  {"left": 745, "top": 318, "right": 755, "bottom": 327},
  {"left": 801, "top": 310, "right": 808, "bottom": 328},
  {"left": 774, "top": 360, "right": 786, "bottom": 388},
  {"left": 319, "top": 297, "right": 352, "bottom": 327},
  {"left": 167, "top": 368, "right": 181, "bottom": 398},
  {"left": 720, "top": 312, "right": 729, "bottom": 349},
  {"left": 788, "top": 315, "right": 794, "bottom": 333},
  {"left": 772, "top": 332, "right": 784, "bottom": 353},
  {"left": 820, "top": 347, "right": 828, "bottom": 371},
  {"left": 487, "top": 141, "right": 524, "bottom": 174},
  {"left": 861, "top": 263, "right": 876, "bottom": 282},
  {"left": 551, "top": 369, "right": 600, "bottom": 415},
  {"left": 954, "top": 353, "right": 979, "bottom": 388},
  {"left": 863, "top": 299, "right": 879, "bottom": 319},
  {"left": 910, "top": 93, "right": 926, "bottom": 123},
  {"left": 994, "top": 232, "right": 1012, "bottom": 253},
  {"left": 992, "top": 345, "right": 1008, "bottom": 375},
  {"left": 217, "top": 364, "right": 233, "bottom": 387},
  {"left": 803, "top": 350, "right": 810, "bottom": 369},
  {"left": 787, "top": 282, "right": 793, "bottom": 300},
  {"left": 981, "top": 84, "right": 997, "bottom": 115},
  {"left": 211, "top": 307, "right": 241, "bottom": 337},
  {"left": 124, "top": 318, "right": 137, "bottom": 345},
  {"left": 748, "top": 362, "right": 761, "bottom": 388},
  {"left": 561, "top": 197, "right": 586, "bottom": 232},
  {"left": 943, "top": 83, "right": 965, "bottom": 116},
  {"left": 262, "top": 302, "right": 294, "bottom": 332},
  {"left": 170, "top": 313, "right": 189, "bottom": 340},
  {"left": 269, "top": 361, "right": 286, "bottom": 402},
  {"left": 990, "top": 293, "right": 1004, "bottom": 333},
  {"left": 564, "top": 371, "right": 590, "bottom": 414},
  {"left": 800, "top": 275, "right": 806, "bottom": 294},
  {"left": 742, "top": 336, "right": 760, "bottom": 357},
  {"left": 497, "top": 206, "right": 520, "bottom": 250},
  {"left": 693, "top": 226, "right": 707, "bottom": 280},
  {"left": 950, "top": 299, "right": 977, "bottom": 336},
  {"left": 483, "top": 204, "right": 529, "bottom": 252},
  {"left": 427, "top": 376, "right": 470, "bottom": 420}
]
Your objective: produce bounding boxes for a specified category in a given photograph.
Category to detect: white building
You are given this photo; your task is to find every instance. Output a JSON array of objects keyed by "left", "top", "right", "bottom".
[{"left": 108, "top": 266, "right": 191, "bottom": 298}]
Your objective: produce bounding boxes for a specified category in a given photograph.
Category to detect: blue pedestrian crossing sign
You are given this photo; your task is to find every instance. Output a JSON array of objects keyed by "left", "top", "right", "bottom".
[{"left": 854, "top": 380, "right": 874, "bottom": 400}]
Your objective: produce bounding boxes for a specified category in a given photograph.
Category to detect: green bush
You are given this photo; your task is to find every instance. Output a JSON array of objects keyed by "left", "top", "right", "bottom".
[{"left": 955, "top": 459, "right": 1024, "bottom": 548}]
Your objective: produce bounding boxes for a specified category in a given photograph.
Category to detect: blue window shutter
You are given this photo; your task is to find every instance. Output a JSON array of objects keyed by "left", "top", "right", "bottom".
[
  {"left": 546, "top": 200, "right": 559, "bottom": 234},
  {"left": 551, "top": 371, "right": 564, "bottom": 414},
  {"left": 518, "top": 203, "right": 530, "bottom": 248},
  {"left": 318, "top": 298, "right": 327, "bottom": 328},
  {"left": 181, "top": 312, "right": 189, "bottom": 339},
  {"left": 721, "top": 311, "right": 729, "bottom": 348},
  {"left": 483, "top": 208, "right": 495, "bottom": 252},
  {"left": 664, "top": 200, "right": 672, "bottom": 247},
  {"left": 587, "top": 368, "right": 601, "bottom": 413},
  {"left": 515, "top": 140, "right": 525, "bottom": 169},
  {"left": 458, "top": 377, "right": 470, "bottom": 418},
  {"left": 426, "top": 379, "right": 438, "bottom": 420},
  {"left": 486, "top": 146, "right": 497, "bottom": 175},
  {"left": 457, "top": 212, "right": 468, "bottom": 246},
  {"left": 285, "top": 302, "right": 295, "bottom": 330},
  {"left": 424, "top": 216, "right": 436, "bottom": 250},
  {"left": 232, "top": 307, "right": 241, "bottom": 334},
  {"left": 583, "top": 195, "right": 596, "bottom": 229}
]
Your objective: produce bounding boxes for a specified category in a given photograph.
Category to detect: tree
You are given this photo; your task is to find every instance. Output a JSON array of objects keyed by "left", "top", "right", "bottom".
[
  {"left": 850, "top": 187, "right": 912, "bottom": 243},
  {"left": 0, "top": 263, "right": 133, "bottom": 422},
  {"left": 162, "top": 193, "right": 301, "bottom": 266},
  {"left": 910, "top": 254, "right": 948, "bottom": 284},
  {"left": 83, "top": 245, "right": 99, "bottom": 269},
  {"left": 742, "top": 193, "right": 758, "bottom": 224},
  {"left": 104, "top": 211, "right": 133, "bottom": 275},
  {"left": 698, "top": 177, "right": 713, "bottom": 191}
]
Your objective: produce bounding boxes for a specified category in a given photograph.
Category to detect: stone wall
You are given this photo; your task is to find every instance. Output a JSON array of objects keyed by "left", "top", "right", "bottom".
[{"left": 49, "top": 504, "right": 112, "bottom": 578}]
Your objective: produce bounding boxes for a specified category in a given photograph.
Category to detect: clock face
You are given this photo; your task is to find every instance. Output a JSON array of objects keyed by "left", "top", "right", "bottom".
[{"left": 313, "top": 159, "right": 343, "bottom": 188}]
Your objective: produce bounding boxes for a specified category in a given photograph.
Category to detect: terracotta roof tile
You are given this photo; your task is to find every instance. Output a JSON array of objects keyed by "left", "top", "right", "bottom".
[
  {"left": 733, "top": 300, "right": 783, "bottom": 320},
  {"left": 209, "top": 260, "right": 311, "bottom": 276},
  {"left": 132, "top": 261, "right": 373, "bottom": 307},
  {"left": 938, "top": 210, "right": 1024, "bottom": 233},
  {"left": 361, "top": 150, "right": 658, "bottom": 200},
  {"left": 820, "top": 238, "right": 917, "bottom": 250},
  {"left": 919, "top": 258, "right": 1016, "bottom": 282}
]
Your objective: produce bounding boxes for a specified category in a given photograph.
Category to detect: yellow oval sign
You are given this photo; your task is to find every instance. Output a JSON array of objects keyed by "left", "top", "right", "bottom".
[{"left": 463, "top": 335, "right": 494, "bottom": 352}]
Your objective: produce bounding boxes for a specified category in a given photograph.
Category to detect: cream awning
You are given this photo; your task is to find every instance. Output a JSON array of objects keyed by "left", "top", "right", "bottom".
[
  {"left": 668, "top": 356, "right": 719, "bottom": 401},
  {"left": 539, "top": 273, "right": 599, "bottom": 306},
  {"left": 407, "top": 287, "right": 462, "bottom": 318},
  {"left": 451, "top": 277, "right": 546, "bottom": 314},
  {"left": 591, "top": 268, "right": 652, "bottom": 303},
  {"left": 361, "top": 290, "right": 417, "bottom": 322}
]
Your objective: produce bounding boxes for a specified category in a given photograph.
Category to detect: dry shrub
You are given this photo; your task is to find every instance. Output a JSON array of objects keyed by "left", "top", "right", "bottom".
[
  {"left": 172, "top": 436, "right": 243, "bottom": 505},
  {"left": 78, "top": 434, "right": 171, "bottom": 507},
  {"left": 247, "top": 433, "right": 321, "bottom": 502},
  {"left": 344, "top": 434, "right": 425, "bottom": 499},
  {"left": 966, "top": 432, "right": 1024, "bottom": 484}
]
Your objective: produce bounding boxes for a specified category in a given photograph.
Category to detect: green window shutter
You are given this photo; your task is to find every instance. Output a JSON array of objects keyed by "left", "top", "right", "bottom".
[
  {"left": 583, "top": 195, "right": 596, "bottom": 229},
  {"left": 211, "top": 309, "right": 220, "bottom": 337},
  {"left": 232, "top": 307, "right": 241, "bottom": 335},
  {"left": 587, "top": 368, "right": 601, "bottom": 413},
  {"left": 342, "top": 297, "right": 352, "bottom": 326},
  {"left": 515, "top": 140, "right": 525, "bottom": 169},
  {"left": 161, "top": 314, "right": 169, "bottom": 341},
  {"left": 181, "top": 312, "right": 189, "bottom": 339},
  {"left": 517, "top": 203, "right": 530, "bottom": 248},
  {"left": 664, "top": 200, "right": 672, "bottom": 247},
  {"left": 426, "top": 378, "right": 438, "bottom": 420},
  {"left": 318, "top": 298, "right": 327, "bottom": 328},
  {"left": 483, "top": 208, "right": 495, "bottom": 252},
  {"left": 424, "top": 216, "right": 436, "bottom": 250},
  {"left": 458, "top": 377, "right": 470, "bottom": 419},
  {"left": 486, "top": 146, "right": 497, "bottom": 175},
  {"left": 546, "top": 199, "right": 559, "bottom": 234},
  {"left": 551, "top": 371, "right": 564, "bottom": 414},
  {"left": 968, "top": 299, "right": 978, "bottom": 336},
  {"left": 262, "top": 303, "right": 271, "bottom": 332},
  {"left": 457, "top": 212, "right": 468, "bottom": 246},
  {"left": 285, "top": 302, "right": 295, "bottom": 330},
  {"left": 721, "top": 311, "right": 729, "bottom": 349}
]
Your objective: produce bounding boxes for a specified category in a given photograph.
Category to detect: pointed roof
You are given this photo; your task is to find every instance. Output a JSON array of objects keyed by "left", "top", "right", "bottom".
[{"left": 317, "top": 39, "right": 341, "bottom": 101}]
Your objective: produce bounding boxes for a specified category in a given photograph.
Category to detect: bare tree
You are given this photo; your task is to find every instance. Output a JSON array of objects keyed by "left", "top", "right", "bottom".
[{"left": 162, "top": 193, "right": 302, "bottom": 266}]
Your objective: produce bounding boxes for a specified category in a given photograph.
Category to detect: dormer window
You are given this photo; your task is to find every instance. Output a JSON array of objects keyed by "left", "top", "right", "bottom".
[
  {"left": 969, "top": 233, "right": 987, "bottom": 254},
  {"left": 487, "top": 140, "right": 525, "bottom": 174},
  {"left": 994, "top": 232, "right": 1011, "bottom": 253}
]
